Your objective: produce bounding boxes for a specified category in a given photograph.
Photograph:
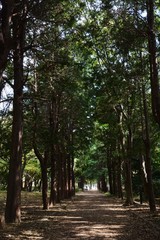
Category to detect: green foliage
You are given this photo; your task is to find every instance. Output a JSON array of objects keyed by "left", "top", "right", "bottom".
[
  {"left": 0, "top": 117, "right": 12, "bottom": 189},
  {"left": 24, "top": 151, "right": 41, "bottom": 178},
  {"left": 0, "top": 159, "right": 8, "bottom": 189}
]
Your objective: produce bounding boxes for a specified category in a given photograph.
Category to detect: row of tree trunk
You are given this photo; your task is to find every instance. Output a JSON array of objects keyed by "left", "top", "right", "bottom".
[
  {"left": 34, "top": 144, "right": 75, "bottom": 210},
  {"left": 101, "top": 0, "right": 158, "bottom": 212},
  {"left": 104, "top": 88, "right": 156, "bottom": 211},
  {"left": 1, "top": 1, "right": 76, "bottom": 222}
]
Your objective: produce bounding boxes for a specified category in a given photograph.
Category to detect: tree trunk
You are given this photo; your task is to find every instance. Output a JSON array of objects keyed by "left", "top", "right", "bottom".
[
  {"left": 107, "top": 155, "right": 113, "bottom": 194},
  {"left": 117, "top": 142, "right": 123, "bottom": 199},
  {"left": 71, "top": 150, "right": 75, "bottom": 196},
  {"left": 140, "top": 155, "right": 148, "bottom": 201},
  {"left": 124, "top": 158, "right": 133, "bottom": 205},
  {"left": 56, "top": 150, "right": 61, "bottom": 203},
  {"left": 33, "top": 145, "right": 49, "bottom": 210},
  {"left": 5, "top": 14, "right": 24, "bottom": 222},
  {"left": 68, "top": 129, "right": 75, "bottom": 197},
  {"left": 146, "top": 0, "right": 160, "bottom": 126},
  {"left": 67, "top": 154, "right": 71, "bottom": 198},
  {"left": 49, "top": 96, "right": 60, "bottom": 204},
  {"left": 60, "top": 151, "right": 64, "bottom": 200},
  {"left": 41, "top": 151, "right": 49, "bottom": 210},
  {"left": 117, "top": 156, "right": 123, "bottom": 199},
  {"left": 100, "top": 174, "right": 108, "bottom": 192},
  {"left": 112, "top": 161, "right": 117, "bottom": 195},
  {"left": 50, "top": 148, "right": 57, "bottom": 206},
  {"left": 124, "top": 130, "right": 133, "bottom": 205},
  {"left": 142, "top": 83, "right": 156, "bottom": 212},
  {"left": 63, "top": 153, "right": 68, "bottom": 198},
  {"left": 120, "top": 131, "right": 133, "bottom": 206}
]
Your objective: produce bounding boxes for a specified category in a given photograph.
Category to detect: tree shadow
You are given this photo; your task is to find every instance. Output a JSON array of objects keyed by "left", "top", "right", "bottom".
[{"left": 0, "top": 191, "right": 160, "bottom": 239}]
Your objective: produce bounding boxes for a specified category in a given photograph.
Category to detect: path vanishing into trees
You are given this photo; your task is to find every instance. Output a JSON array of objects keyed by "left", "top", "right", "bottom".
[{"left": 1, "top": 191, "right": 160, "bottom": 239}]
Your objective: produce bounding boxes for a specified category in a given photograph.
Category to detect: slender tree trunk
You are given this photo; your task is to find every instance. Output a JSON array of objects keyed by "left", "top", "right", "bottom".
[
  {"left": 142, "top": 84, "right": 156, "bottom": 212},
  {"left": 41, "top": 151, "right": 49, "bottom": 210},
  {"left": 107, "top": 157, "right": 113, "bottom": 194},
  {"left": 56, "top": 150, "right": 61, "bottom": 203},
  {"left": 117, "top": 143, "right": 123, "bottom": 199},
  {"left": 140, "top": 155, "right": 148, "bottom": 201},
  {"left": 49, "top": 95, "right": 61, "bottom": 203},
  {"left": 71, "top": 150, "right": 75, "bottom": 196},
  {"left": 116, "top": 108, "right": 132, "bottom": 203},
  {"left": 33, "top": 146, "right": 49, "bottom": 210},
  {"left": 5, "top": 16, "right": 24, "bottom": 223},
  {"left": 124, "top": 158, "right": 133, "bottom": 205},
  {"left": 49, "top": 99, "right": 57, "bottom": 206},
  {"left": 146, "top": 0, "right": 160, "bottom": 126},
  {"left": 68, "top": 128, "right": 75, "bottom": 196},
  {"left": 63, "top": 153, "right": 69, "bottom": 198},
  {"left": 33, "top": 97, "right": 49, "bottom": 210},
  {"left": 112, "top": 161, "right": 117, "bottom": 195},
  {"left": 78, "top": 176, "right": 84, "bottom": 191},
  {"left": 50, "top": 148, "right": 57, "bottom": 206},
  {"left": 60, "top": 151, "right": 64, "bottom": 200},
  {"left": 100, "top": 174, "right": 108, "bottom": 192},
  {"left": 124, "top": 130, "right": 133, "bottom": 205},
  {"left": 117, "top": 158, "right": 123, "bottom": 199},
  {"left": 120, "top": 132, "right": 133, "bottom": 205},
  {"left": 67, "top": 154, "right": 71, "bottom": 198}
]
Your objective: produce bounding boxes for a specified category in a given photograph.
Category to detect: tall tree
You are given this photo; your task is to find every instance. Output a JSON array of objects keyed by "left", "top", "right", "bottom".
[
  {"left": 146, "top": 0, "right": 160, "bottom": 126},
  {"left": 5, "top": 1, "right": 26, "bottom": 222}
]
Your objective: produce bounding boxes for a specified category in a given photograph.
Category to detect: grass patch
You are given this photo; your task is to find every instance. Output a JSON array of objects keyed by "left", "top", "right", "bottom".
[
  {"left": 0, "top": 191, "right": 7, "bottom": 201},
  {"left": 104, "top": 192, "right": 112, "bottom": 197}
]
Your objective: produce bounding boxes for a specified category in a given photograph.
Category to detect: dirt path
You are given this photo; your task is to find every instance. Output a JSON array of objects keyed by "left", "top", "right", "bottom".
[{"left": 1, "top": 191, "right": 160, "bottom": 239}]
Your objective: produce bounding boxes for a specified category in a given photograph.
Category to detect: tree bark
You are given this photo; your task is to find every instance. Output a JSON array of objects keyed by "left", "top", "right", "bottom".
[
  {"left": 120, "top": 131, "right": 133, "bottom": 206},
  {"left": 67, "top": 154, "right": 71, "bottom": 198},
  {"left": 49, "top": 95, "right": 61, "bottom": 204},
  {"left": 142, "top": 83, "right": 156, "bottom": 211},
  {"left": 124, "top": 129, "right": 133, "bottom": 205},
  {"left": 117, "top": 142, "right": 123, "bottom": 199},
  {"left": 107, "top": 157, "right": 113, "bottom": 194},
  {"left": 56, "top": 147, "right": 61, "bottom": 203},
  {"left": 41, "top": 151, "right": 49, "bottom": 210},
  {"left": 140, "top": 155, "right": 148, "bottom": 200},
  {"left": 116, "top": 156, "right": 123, "bottom": 199},
  {"left": 63, "top": 152, "right": 68, "bottom": 199},
  {"left": 71, "top": 149, "right": 75, "bottom": 196},
  {"left": 146, "top": 0, "right": 160, "bottom": 126},
  {"left": 33, "top": 145, "right": 49, "bottom": 210},
  {"left": 5, "top": 11, "right": 24, "bottom": 222},
  {"left": 49, "top": 147, "right": 57, "bottom": 206},
  {"left": 100, "top": 174, "right": 108, "bottom": 192}
]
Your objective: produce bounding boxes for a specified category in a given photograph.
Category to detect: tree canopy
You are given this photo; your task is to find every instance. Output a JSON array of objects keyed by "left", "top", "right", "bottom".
[{"left": 0, "top": 0, "right": 160, "bottom": 222}]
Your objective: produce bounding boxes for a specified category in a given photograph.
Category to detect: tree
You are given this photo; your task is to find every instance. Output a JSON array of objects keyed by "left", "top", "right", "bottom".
[
  {"left": 146, "top": 0, "right": 160, "bottom": 126},
  {"left": 5, "top": 1, "right": 26, "bottom": 222},
  {"left": 4, "top": 0, "right": 58, "bottom": 222}
]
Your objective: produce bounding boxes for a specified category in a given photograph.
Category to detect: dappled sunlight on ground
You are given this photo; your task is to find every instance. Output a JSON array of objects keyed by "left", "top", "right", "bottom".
[
  {"left": 0, "top": 191, "right": 160, "bottom": 239},
  {"left": 74, "top": 223, "right": 125, "bottom": 239}
]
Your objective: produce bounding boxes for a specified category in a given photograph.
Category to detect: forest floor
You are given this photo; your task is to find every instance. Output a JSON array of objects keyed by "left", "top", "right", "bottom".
[{"left": 0, "top": 191, "right": 160, "bottom": 239}]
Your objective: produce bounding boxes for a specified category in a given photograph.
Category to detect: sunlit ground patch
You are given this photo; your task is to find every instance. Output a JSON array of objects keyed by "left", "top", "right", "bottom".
[{"left": 17, "top": 230, "right": 43, "bottom": 239}]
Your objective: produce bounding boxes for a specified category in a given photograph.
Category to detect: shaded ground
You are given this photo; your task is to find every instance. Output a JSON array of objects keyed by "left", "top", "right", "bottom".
[{"left": 0, "top": 191, "right": 160, "bottom": 239}]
